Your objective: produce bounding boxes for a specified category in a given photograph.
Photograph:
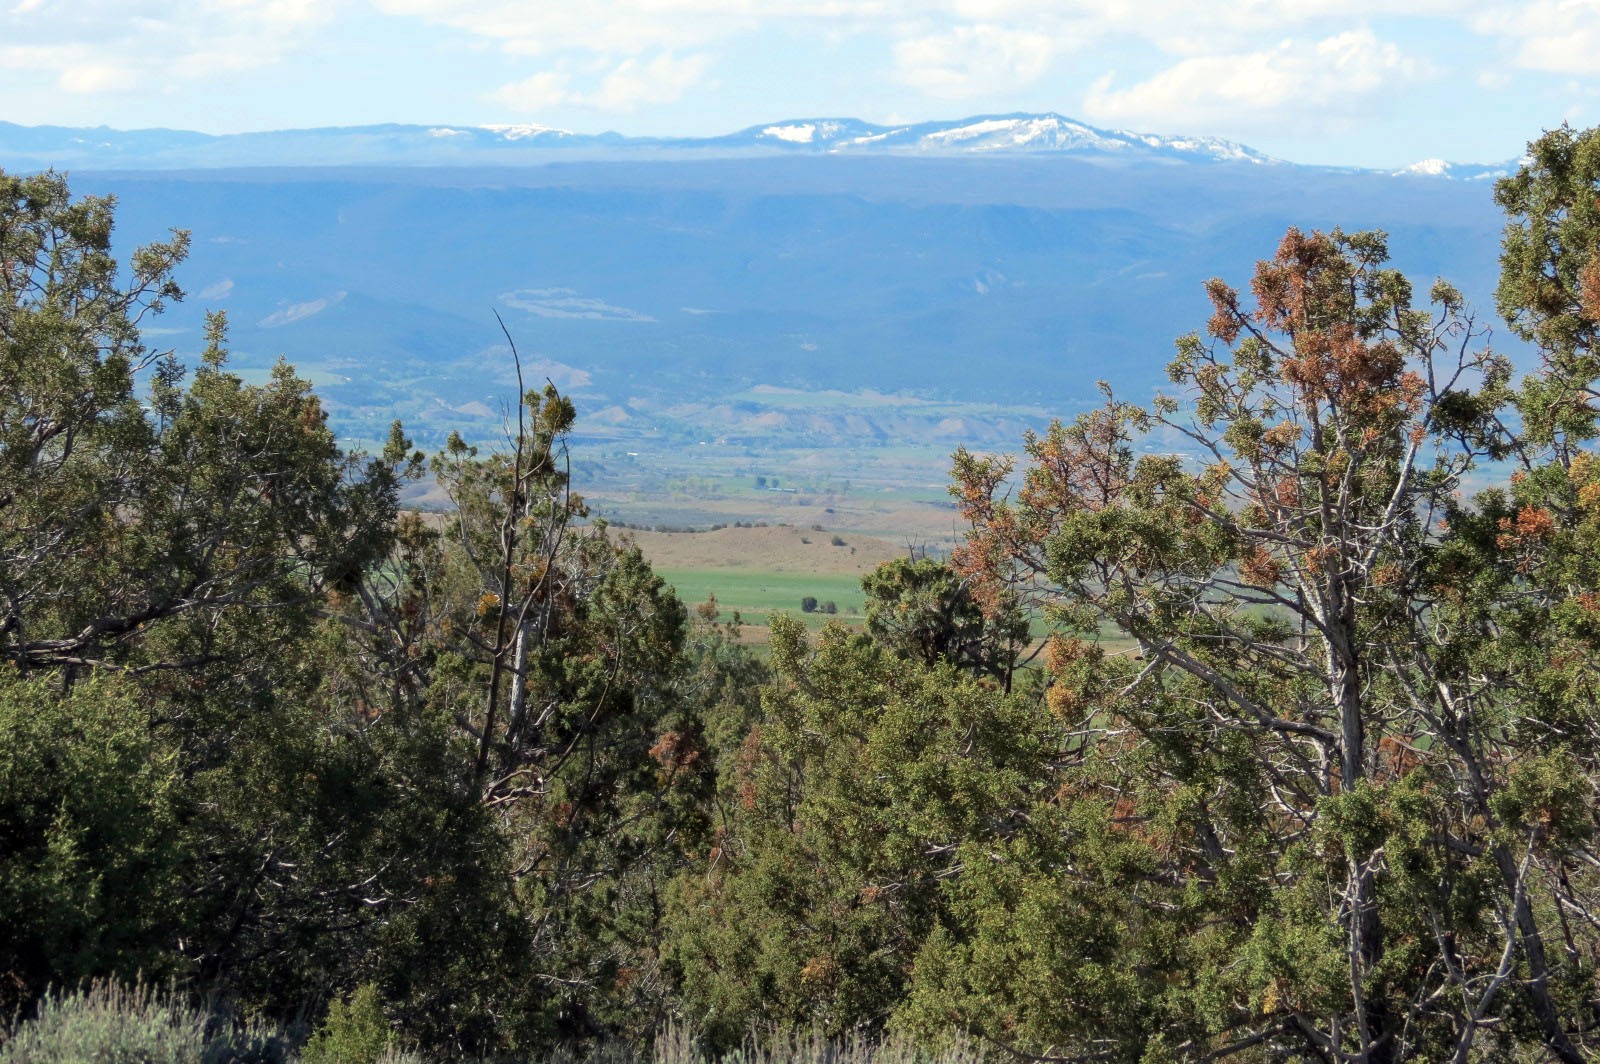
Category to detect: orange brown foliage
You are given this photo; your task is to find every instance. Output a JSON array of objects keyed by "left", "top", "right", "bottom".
[
  {"left": 1581, "top": 250, "right": 1600, "bottom": 323},
  {"left": 649, "top": 730, "right": 702, "bottom": 771},
  {"left": 1205, "top": 277, "right": 1244, "bottom": 343},
  {"left": 1239, "top": 545, "right": 1283, "bottom": 587},
  {"left": 1496, "top": 506, "right": 1557, "bottom": 550},
  {"left": 1375, "top": 735, "right": 1422, "bottom": 782}
]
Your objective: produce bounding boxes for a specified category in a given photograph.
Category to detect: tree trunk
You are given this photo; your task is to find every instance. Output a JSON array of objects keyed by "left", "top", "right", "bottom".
[
  {"left": 1494, "top": 843, "right": 1586, "bottom": 1063},
  {"left": 1331, "top": 577, "right": 1394, "bottom": 1063},
  {"left": 507, "top": 618, "right": 531, "bottom": 745}
]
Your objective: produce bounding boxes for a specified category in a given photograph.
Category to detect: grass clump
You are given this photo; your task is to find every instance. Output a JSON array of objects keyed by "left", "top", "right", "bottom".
[
  {"left": 653, "top": 1028, "right": 985, "bottom": 1064},
  {"left": 1, "top": 993, "right": 985, "bottom": 1064},
  {"left": 0, "top": 979, "right": 289, "bottom": 1064}
]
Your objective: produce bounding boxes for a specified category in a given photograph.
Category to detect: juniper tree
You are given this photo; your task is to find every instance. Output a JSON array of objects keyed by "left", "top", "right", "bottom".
[
  {"left": 0, "top": 169, "right": 517, "bottom": 1053},
  {"left": 861, "top": 554, "right": 1030, "bottom": 687},
  {"left": 326, "top": 360, "right": 709, "bottom": 1046},
  {"left": 0, "top": 169, "right": 395, "bottom": 678},
  {"left": 949, "top": 224, "right": 1600, "bottom": 1061},
  {"left": 665, "top": 615, "right": 1054, "bottom": 1049}
]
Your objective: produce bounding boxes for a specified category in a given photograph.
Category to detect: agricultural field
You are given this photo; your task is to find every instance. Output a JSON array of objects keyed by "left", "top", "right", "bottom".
[{"left": 621, "top": 523, "right": 909, "bottom": 634}]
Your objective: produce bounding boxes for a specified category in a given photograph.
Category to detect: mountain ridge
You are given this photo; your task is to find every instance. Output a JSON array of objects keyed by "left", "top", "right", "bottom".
[{"left": 0, "top": 113, "right": 1510, "bottom": 177}]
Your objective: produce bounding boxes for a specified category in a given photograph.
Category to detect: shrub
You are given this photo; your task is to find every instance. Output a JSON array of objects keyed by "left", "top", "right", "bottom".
[
  {"left": 800, "top": 597, "right": 818, "bottom": 613},
  {"left": 299, "top": 984, "right": 412, "bottom": 1064},
  {"left": 0, "top": 980, "right": 289, "bottom": 1064},
  {"left": 0, "top": 672, "right": 184, "bottom": 1011}
]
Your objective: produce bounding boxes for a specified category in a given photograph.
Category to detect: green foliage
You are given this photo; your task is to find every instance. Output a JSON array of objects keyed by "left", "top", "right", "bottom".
[
  {"left": 1496, "top": 124, "right": 1600, "bottom": 371},
  {"left": 0, "top": 172, "right": 396, "bottom": 677},
  {"left": 0, "top": 169, "right": 541, "bottom": 1058},
  {"left": 860, "top": 556, "right": 1028, "bottom": 685},
  {"left": 325, "top": 373, "right": 709, "bottom": 1050},
  {"left": 665, "top": 617, "right": 1052, "bottom": 1049},
  {"left": 676, "top": 598, "right": 770, "bottom": 764},
  {"left": 300, "top": 984, "right": 407, "bottom": 1064},
  {"left": 652, "top": 1028, "right": 986, "bottom": 1064},
  {"left": 0, "top": 671, "right": 182, "bottom": 1013}
]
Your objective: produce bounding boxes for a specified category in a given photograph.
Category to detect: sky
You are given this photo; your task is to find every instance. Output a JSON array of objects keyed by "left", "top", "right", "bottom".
[{"left": 1, "top": 1, "right": 1596, "bottom": 169}]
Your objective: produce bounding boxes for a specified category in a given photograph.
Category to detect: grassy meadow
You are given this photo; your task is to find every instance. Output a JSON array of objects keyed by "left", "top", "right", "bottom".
[
  {"left": 623, "top": 523, "right": 906, "bottom": 634},
  {"left": 623, "top": 522, "right": 1141, "bottom": 653}
]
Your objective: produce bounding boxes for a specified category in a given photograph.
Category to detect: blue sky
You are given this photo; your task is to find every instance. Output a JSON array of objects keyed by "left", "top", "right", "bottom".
[{"left": 2, "top": 1, "right": 1595, "bottom": 168}]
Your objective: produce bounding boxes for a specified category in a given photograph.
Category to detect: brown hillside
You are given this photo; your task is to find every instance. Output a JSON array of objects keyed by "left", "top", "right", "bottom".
[{"left": 622, "top": 524, "right": 907, "bottom": 575}]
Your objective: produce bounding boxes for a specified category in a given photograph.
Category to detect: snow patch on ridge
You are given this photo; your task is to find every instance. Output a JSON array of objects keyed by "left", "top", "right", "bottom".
[
  {"left": 1401, "top": 158, "right": 1450, "bottom": 176},
  {"left": 920, "top": 116, "right": 1105, "bottom": 152},
  {"left": 760, "top": 121, "right": 853, "bottom": 144},
  {"left": 842, "top": 129, "right": 904, "bottom": 147},
  {"left": 483, "top": 124, "right": 572, "bottom": 141},
  {"left": 1392, "top": 157, "right": 1513, "bottom": 180},
  {"left": 924, "top": 118, "right": 1036, "bottom": 144},
  {"left": 762, "top": 123, "right": 817, "bottom": 143}
]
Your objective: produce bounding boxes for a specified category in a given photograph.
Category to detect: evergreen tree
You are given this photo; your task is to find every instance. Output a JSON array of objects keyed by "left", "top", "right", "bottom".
[
  {"left": 665, "top": 616, "right": 1053, "bottom": 1048},
  {"left": 861, "top": 555, "right": 1030, "bottom": 686},
  {"left": 951, "top": 224, "right": 1595, "bottom": 1060}
]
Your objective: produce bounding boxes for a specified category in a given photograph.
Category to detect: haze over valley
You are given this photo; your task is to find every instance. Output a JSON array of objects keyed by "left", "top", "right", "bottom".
[{"left": 3, "top": 114, "right": 1517, "bottom": 530}]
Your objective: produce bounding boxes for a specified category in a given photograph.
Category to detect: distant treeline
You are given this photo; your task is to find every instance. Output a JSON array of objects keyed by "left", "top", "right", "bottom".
[{"left": 6, "top": 124, "right": 1600, "bottom": 1063}]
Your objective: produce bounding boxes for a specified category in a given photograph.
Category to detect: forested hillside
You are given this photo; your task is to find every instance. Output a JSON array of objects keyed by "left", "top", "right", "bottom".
[{"left": 5, "top": 123, "right": 1600, "bottom": 1063}]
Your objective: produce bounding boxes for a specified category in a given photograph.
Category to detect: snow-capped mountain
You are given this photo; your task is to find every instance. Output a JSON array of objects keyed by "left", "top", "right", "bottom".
[
  {"left": 1392, "top": 157, "right": 1515, "bottom": 181},
  {"left": 0, "top": 113, "right": 1503, "bottom": 176},
  {"left": 720, "top": 113, "right": 1275, "bottom": 164}
]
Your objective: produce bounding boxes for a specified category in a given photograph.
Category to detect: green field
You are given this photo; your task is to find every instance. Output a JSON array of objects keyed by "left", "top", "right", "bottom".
[{"left": 656, "top": 568, "right": 868, "bottom": 628}]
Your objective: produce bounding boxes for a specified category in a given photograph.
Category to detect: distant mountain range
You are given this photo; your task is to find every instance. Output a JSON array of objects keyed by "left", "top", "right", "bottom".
[
  {"left": 0, "top": 114, "right": 1526, "bottom": 507},
  {"left": 0, "top": 113, "right": 1512, "bottom": 178}
]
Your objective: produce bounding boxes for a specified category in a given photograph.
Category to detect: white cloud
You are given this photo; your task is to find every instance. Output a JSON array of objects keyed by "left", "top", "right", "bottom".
[
  {"left": 373, "top": 0, "right": 1479, "bottom": 57},
  {"left": 0, "top": 0, "right": 1575, "bottom": 142},
  {"left": 491, "top": 70, "right": 573, "bottom": 112},
  {"left": 0, "top": 0, "right": 337, "bottom": 98},
  {"left": 57, "top": 61, "right": 136, "bottom": 93},
  {"left": 1083, "top": 29, "right": 1428, "bottom": 136},
  {"left": 1476, "top": 1, "right": 1600, "bottom": 76},
  {"left": 375, "top": 0, "right": 1489, "bottom": 121},
  {"left": 2, "top": 43, "right": 140, "bottom": 93},
  {"left": 894, "top": 23, "right": 1057, "bottom": 98},
  {"left": 490, "top": 52, "right": 711, "bottom": 113},
  {"left": 588, "top": 52, "right": 711, "bottom": 110},
  {"left": 372, "top": 0, "right": 771, "bottom": 56}
]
